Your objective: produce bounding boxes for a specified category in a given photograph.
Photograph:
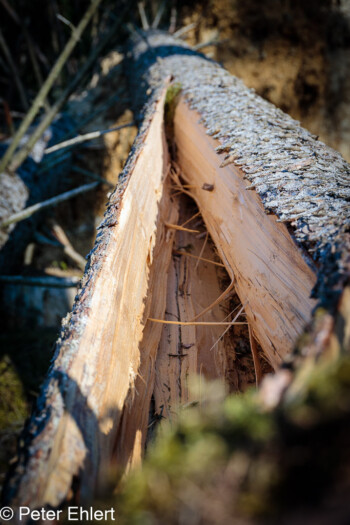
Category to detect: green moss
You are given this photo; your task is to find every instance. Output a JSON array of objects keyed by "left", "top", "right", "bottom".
[
  {"left": 111, "top": 354, "right": 350, "bottom": 524},
  {"left": 164, "top": 82, "right": 182, "bottom": 135},
  {"left": 0, "top": 356, "right": 27, "bottom": 428}
]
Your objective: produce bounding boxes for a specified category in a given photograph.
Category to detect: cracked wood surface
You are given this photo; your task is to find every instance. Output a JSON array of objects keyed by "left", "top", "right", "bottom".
[
  {"left": 154, "top": 200, "right": 229, "bottom": 420},
  {"left": 5, "top": 89, "right": 170, "bottom": 510},
  {"left": 174, "top": 100, "right": 317, "bottom": 367}
]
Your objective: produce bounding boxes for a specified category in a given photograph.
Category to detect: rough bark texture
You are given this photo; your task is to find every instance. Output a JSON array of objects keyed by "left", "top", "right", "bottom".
[
  {"left": 126, "top": 30, "right": 350, "bottom": 367},
  {"left": 3, "top": 88, "right": 170, "bottom": 511},
  {"left": 127, "top": 31, "right": 350, "bottom": 310}
]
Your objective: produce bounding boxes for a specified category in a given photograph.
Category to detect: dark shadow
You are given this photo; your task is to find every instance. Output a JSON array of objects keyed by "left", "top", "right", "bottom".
[{"left": 2, "top": 369, "right": 121, "bottom": 507}]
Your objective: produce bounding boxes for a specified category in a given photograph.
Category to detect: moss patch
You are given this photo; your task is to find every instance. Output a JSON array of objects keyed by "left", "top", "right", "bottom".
[{"left": 104, "top": 353, "right": 350, "bottom": 524}]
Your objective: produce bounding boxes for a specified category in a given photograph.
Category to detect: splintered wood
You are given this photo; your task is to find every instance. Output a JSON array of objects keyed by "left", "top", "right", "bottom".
[
  {"left": 7, "top": 90, "right": 172, "bottom": 509},
  {"left": 174, "top": 100, "right": 317, "bottom": 369},
  {"left": 114, "top": 178, "right": 179, "bottom": 472},
  {"left": 116, "top": 187, "right": 253, "bottom": 471},
  {"left": 115, "top": 168, "right": 261, "bottom": 470},
  {"left": 154, "top": 198, "right": 229, "bottom": 422}
]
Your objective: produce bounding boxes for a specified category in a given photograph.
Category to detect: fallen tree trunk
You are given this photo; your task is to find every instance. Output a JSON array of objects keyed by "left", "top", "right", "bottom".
[
  {"left": 4, "top": 30, "right": 350, "bottom": 514},
  {"left": 5, "top": 86, "right": 172, "bottom": 510},
  {"left": 126, "top": 30, "right": 350, "bottom": 366}
]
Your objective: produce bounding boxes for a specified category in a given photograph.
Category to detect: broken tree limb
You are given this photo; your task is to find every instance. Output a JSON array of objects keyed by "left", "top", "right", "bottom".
[
  {"left": 0, "top": 182, "right": 98, "bottom": 228},
  {"left": 5, "top": 86, "right": 171, "bottom": 510},
  {"left": 126, "top": 30, "right": 350, "bottom": 368},
  {"left": 44, "top": 122, "right": 135, "bottom": 154}
]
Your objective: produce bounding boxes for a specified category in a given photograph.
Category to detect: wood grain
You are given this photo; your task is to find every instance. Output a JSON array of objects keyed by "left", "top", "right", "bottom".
[
  {"left": 10, "top": 91, "right": 170, "bottom": 509},
  {"left": 114, "top": 179, "right": 179, "bottom": 472},
  {"left": 154, "top": 201, "right": 229, "bottom": 421},
  {"left": 174, "top": 99, "right": 317, "bottom": 368}
]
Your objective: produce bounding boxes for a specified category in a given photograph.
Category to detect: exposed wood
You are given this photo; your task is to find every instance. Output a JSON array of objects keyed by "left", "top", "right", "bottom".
[
  {"left": 248, "top": 324, "right": 262, "bottom": 387},
  {"left": 5, "top": 29, "right": 350, "bottom": 513},
  {"left": 6, "top": 89, "right": 170, "bottom": 509},
  {"left": 154, "top": 202, "right": 230, "bottom": 421},
  {"left": 127, "top": 31, "right": 350, "bottom": 324},
  {"left": 114, "top": 182, "right": 179, "bottom": 472},
  {"left": 174, "top": 99, "right": 317, "bottom": 368},
  {"left": 173, "top": 250, "right": 225, "bottom": 268}
]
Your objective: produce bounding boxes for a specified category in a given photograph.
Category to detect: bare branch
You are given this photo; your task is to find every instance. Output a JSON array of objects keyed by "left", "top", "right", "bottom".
[
  {"left": 0, "top": 275, "right": 80, "bottom": 288},
  {"left": 44, "top": 122, "right": 135, "bottom": 154},
  {"left": 0, "top": 182, "right": 98, "bottom": 228},
  {"left": 138, "top": 2, "right": 150, "bottom": 30},
  {"left": 0, "top": 0, "right": 104, "bottom": 174}
]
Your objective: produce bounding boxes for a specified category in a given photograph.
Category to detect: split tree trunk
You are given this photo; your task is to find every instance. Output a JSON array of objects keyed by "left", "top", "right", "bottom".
[{"left": 4, "top": 30, "right": 350, "bottom": 513}]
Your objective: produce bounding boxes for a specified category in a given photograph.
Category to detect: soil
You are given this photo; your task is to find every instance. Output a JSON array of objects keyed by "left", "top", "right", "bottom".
[{"left": 179, "top": 0, "right": 350, "bottom": 160}]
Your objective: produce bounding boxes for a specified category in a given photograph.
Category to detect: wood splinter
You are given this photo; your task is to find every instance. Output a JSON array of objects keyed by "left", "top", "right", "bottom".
[
  {"left": 173, "top": 249, "right": 225, "bottom": 268},
  {"left": 148, "top": 318, "right": 248, "bottom": 326},
  {"left": 164, "top": 222, "right": 199, "bottom": 233}
]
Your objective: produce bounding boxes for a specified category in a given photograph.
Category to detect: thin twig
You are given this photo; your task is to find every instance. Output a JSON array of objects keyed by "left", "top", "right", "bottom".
[
  {"left": 165, "top": 222, "right": 199, "bottom": 233},
  {"left": 71, "top": 165, "right": 114, "bottom": 188},
  {"left": 208, "top": 304, "right": 246, "bottom": 353},
  {"left": 180, "top": 210, "right": 201, "bottom": 228},
  {"left": 194, "top": 38, "right": 224, "bottom": 51},
  {"left": 45, "top": 122, "right": 135, "bottom": 154},
  {"left": 0, "top": 275, "right": 80, "bottom": 288},
  {"left": 152, "top": 0, "right": 166, "bottom": 28},
  {"left": 190, "top": 278, "right": 236, "bottom": 322},
  {"left": 138, "top": 2, "right": 150, "bottom": 30},
  {"left": 148, "top": 318, "right": 247, "bottom": 326},
  {"left": 1, "top": 182, "right": 98, "bottom": 228},
  {"left": 2, "top": 99, "right": 14, "bottom": 135},
  {"left": 62, "top": 90, "right": 126, "bottom": 142},
  {"left": 248, "top": 324, "right": 262, "bottom": 387},
  {"left": 56, "top": 13, "right": 76, "bottom": 32},
  {"left": 23, "top": 28, "right": 51, "bottom": 112},
  {"left": 173, "top": 250, "right": 225, "bottom": 267},
  {"left": 195, "top": 231, "right": 208, "bottom": 271},
  {"left": 7, "top": 5, "right": 127, "bottom": 173},
  {"left": 0, "top": 0, "right": 104, "bottom": 173},
  {"left": 0, "top": 0, "right": 50, "bottom": 110},
  {"left": 38, "top": 151, "right": 72, "bottom": 174},
  {"left": 51, "top": 223, "right": 86, "bottom": 271},
  {"left": 168, "top": 7, "right": 177, "bottom": 34},
  {"left": 0, "top": 0, "right": 19, "bottom": 23},
  {"left": 173, "top": 22, "right": 197, "bottom": 38}
]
